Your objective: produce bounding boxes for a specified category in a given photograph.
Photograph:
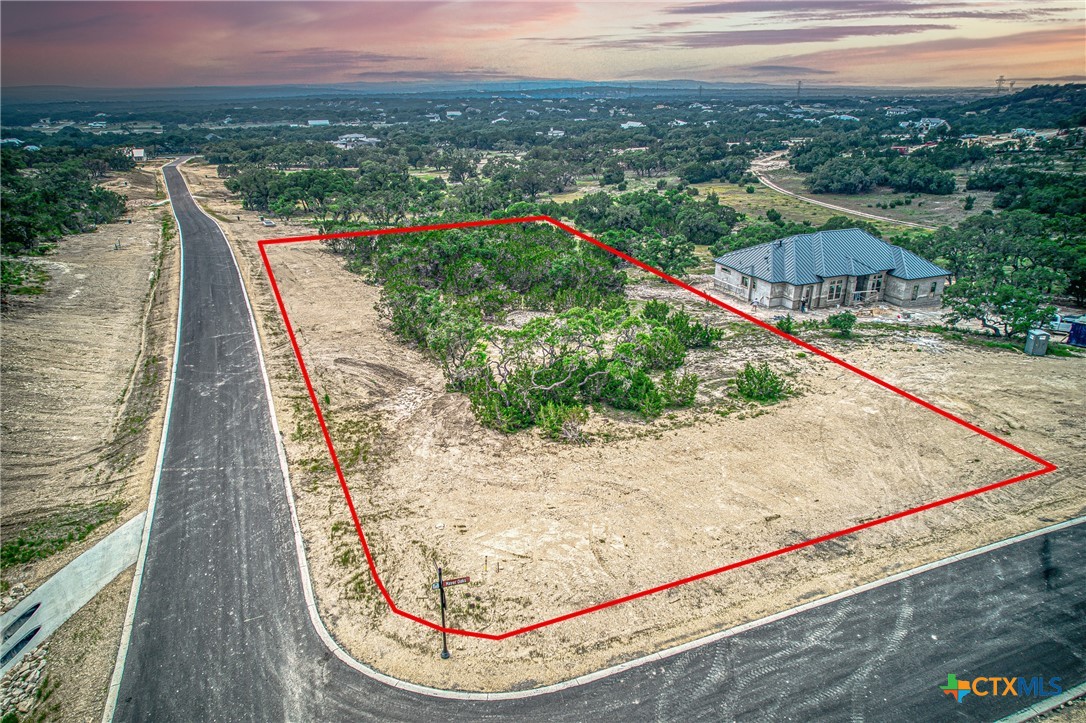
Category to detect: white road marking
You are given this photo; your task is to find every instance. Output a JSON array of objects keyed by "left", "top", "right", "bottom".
[{"left": 102, "top": 159, "right": 188, "bottom": 723}]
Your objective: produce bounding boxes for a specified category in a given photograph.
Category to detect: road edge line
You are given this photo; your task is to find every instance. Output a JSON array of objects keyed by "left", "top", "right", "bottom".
[
  {"left": 181, "top": 166, "right": 391, "bottom": 696},
  {"left": 326, "top": 514, "right": 1085, "bottom": 700},
  {"left": 101, "top": 158, "right": 188, "bottom": 723}
]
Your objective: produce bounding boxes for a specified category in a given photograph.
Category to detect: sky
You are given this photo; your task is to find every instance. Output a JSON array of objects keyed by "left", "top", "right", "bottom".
[{"left": 1, "top": 1, "right": 1083, "bottom": 89}]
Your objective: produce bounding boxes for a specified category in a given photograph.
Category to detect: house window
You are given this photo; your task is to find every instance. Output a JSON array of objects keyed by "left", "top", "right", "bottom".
[
  {"left": 930, "top": 281, "right": 938, "bottom": 295},
  {"left": 741, "top": 276, "right": 750, "bottom": 288},
  {"left": 912, "top": 285, "right": 920, "bottom": 301},
  {"left": 827, "top": 280, "right": 843, "bottom": 301},
  {"left": 872, "top": 274, "right": 883, "bottom": 292}
]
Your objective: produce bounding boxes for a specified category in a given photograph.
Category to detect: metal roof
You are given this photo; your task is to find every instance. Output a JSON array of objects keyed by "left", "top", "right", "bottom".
[{"left": 713, "top": 228, "right": 948, "bottom": 285}]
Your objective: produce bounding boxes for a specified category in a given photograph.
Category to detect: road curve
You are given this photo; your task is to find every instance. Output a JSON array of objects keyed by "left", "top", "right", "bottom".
[
  {"left": 753, "top": 165, "right": 937, "bottom": 231},
  {"left": 110, "top": 159, "right": 1084, "bottom": 721}
]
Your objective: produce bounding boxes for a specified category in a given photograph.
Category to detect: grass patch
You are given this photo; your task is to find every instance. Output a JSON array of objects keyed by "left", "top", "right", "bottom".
[
  {"left": 1, "top": 501, "right": 125, "bottom": 569},
  {"left": 1, "top": 257, "right": 50, "bottom": 302}
]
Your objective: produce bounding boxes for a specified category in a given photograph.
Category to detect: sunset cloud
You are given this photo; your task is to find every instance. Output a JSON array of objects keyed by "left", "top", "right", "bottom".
[
  {"left": 548, "top": 23, "right": 956, "bottom": 50},
  {"left": 1, "top": 1, "right": 1082, "bottom": 89}
]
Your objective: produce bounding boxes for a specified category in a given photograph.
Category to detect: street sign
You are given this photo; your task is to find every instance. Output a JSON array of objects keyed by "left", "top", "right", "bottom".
[{"left": 430, "top": 576, "right": 470, "bottom": 590}]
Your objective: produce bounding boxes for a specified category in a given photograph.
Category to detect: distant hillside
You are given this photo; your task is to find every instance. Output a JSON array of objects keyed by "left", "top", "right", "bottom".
[{"left": 941, "top": 84, "right": 1086, "bottom": 133}]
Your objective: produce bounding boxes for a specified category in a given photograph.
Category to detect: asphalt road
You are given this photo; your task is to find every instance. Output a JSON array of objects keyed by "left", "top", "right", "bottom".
[{"left": 113, "top": 160, "right": 1085, "bottom": 722}]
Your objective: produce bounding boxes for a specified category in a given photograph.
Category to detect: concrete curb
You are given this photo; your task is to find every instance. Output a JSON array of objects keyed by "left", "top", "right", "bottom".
[
  {"left": 0, "top": 512, "right": 145, "bottom": 678},
  {"left": 101, "top": 158, "right": 188, "bottom": 723}
]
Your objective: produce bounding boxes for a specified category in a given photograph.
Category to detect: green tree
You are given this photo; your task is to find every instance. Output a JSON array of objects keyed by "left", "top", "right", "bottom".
[{"left": 943, "top": 281, "right": 1055, "bottom": 338}]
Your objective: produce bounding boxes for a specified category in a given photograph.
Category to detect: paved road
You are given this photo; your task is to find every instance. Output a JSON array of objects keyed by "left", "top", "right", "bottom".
[{"left": 113, "top": 160, "right": 1084, "bottom": 721}]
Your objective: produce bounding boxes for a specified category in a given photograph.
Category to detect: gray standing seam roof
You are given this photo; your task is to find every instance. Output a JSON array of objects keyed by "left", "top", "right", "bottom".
[{"left": 713, "top": 228, "right": 948, "bottom": 285}]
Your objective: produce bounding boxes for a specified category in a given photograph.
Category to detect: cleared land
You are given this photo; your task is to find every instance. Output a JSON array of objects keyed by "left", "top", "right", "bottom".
[
  {"left": 759, "top": 166, "right": 997, "bottom": 229},
  {"left": 1, "top": 164, "right": 176, "bottom": 587},
  {"left": 0, "top": 163, "right": 180, "bottom": 720},
  {"left": 183, "top": 163, "right": 1084, "bottom": 693}
]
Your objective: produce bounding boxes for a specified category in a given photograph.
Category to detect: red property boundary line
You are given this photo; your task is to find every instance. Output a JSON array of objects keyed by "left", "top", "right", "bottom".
[{"left": 258, "top": 215, "right": 1057, "bottom": 641}]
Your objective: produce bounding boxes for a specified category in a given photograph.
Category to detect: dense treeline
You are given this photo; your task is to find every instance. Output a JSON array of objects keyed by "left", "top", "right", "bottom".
[
  {"left": 1, "top": 147, "right": 130, "bottom": 255},
  {"left": 328, "top": 223, "right": 721, "bottom": 436},
  {"left": 795, "top": 145, "right": 958, "bottom": 195},
  {"left": 966, "top": 167, "right": 1086, "bottom": 217},
  {"left": 1, "top": 146, "right": 133, "bottom": 298},
  {"left": 225, "top": 160, "right": 745, "bottom": 276},
  {"left": 912, "top": 210, "right": 1086, "bottom": 334},
  {"left": 937, "top": 84, "right": 1086, "bottom": 135}
]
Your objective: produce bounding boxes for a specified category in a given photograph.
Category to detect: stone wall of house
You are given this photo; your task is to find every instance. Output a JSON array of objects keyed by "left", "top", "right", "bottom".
[
  {"left": 885, "top": 275, "right": 945, "bottom": 308},
  {"left": 812, "top": 275, "right": 851, "bottom": 310}
]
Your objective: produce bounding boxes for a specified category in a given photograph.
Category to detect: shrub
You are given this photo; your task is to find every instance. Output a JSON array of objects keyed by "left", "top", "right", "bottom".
[
  {"left": 641, "top": 299, "right": 670, "bottom": 323},
  {"left": 537, "top": 402, "right": 589, "bottom": 443},
  {"left": 633, "top": 325, "right": 686, "bottom": 371},
  {"left": 733, "top": 362, "right": 791, "bottom": 403},
  {"left": 745, "top": 185, "right": 756, "bottom": 194},
  {"left": 827, "top": 311, "right": 857, "bottom": 338},
  {"left": 659, "top": 370, "right": 699, "bottom": 408},
  {"left": 775, "top": 314, "right": 796, "bottom": 334},
  {"left": 766, "top": 208, "right": 782, "bottom": 223},
  {"left": 666, "top": 309, "right": 724, "bottom": 348},
  {"left": 599, "top": 363, "right": 663, "bottom": 418}
]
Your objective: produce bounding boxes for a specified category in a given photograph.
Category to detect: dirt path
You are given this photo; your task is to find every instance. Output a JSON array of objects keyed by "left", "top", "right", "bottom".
[
  {"left": 751, "top": 153, "right": 936, "bottom": 231},
  {"left": 180, "top": 162, "right": 1084, "bottom": 693}
]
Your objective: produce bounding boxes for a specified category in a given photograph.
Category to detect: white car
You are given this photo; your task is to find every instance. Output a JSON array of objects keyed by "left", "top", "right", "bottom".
[{"left": 1046, "top": 314, "right": 1084, "bottom": 334}]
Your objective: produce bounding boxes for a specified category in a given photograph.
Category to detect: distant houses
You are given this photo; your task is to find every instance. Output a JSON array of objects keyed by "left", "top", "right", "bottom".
[
  {"left": 307, "top": 119, "right": 331, "bottom": 127},
  {"left": 713, "top": 228, "right": 949, "bottom": 310},
  {"left": 331, "top": 134, "right": 379, "bottom": 149},
  {"left": 899, "top": 117, "right": 949, "bottom": 133}
]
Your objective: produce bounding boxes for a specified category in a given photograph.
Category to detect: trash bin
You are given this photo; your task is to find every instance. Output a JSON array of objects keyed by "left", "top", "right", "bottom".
[{"left": 1025, "top": 329, "right": 1050, "bottom": 356}]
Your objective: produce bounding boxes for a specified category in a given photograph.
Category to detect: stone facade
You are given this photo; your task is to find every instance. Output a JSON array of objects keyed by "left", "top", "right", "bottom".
[{"left": 714, "top": 263, "right": 946, "bottom": 310}]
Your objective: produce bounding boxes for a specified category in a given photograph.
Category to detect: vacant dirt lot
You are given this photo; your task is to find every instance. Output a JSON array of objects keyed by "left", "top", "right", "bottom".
[
  {"left": 183, "top": 163, "right": 1084, "bottom": 693},
  {"left": 262, "top": 243, "right": 1083, "bottom": 691},
  {"left": 0, "top": 162, "right": 180, "bottom": 720},
  {"left": 1, "top": 164, "right": 176, "bottom": 587}
]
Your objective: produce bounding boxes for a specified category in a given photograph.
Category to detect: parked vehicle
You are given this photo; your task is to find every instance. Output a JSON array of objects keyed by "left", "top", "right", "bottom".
[{"left": 1046, "top": 314, "right": 1084, "bottom": 334}]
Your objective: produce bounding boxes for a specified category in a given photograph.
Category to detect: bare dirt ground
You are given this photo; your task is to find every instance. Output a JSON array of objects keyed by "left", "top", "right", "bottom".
[
  {"left": 1, "top": 163, "right": 176, "bottom": 588},
  {"left": 0, "top": 163, "right": 179, "bottom": 720},
  {"left": 183, "top": 162, "right": 1085, "bottom": 693}
]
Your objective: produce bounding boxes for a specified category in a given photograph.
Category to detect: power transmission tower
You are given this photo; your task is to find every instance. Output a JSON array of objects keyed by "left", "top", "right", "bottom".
[
  {"left": 996, "top": 75, "right": 1006, "bottom": 93},
  {"left": 796, "top": 80, "right": 802, "bottom": 99},
  {"left": 1009, "top": 80, "right": 1017, "bottom": 92}
]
